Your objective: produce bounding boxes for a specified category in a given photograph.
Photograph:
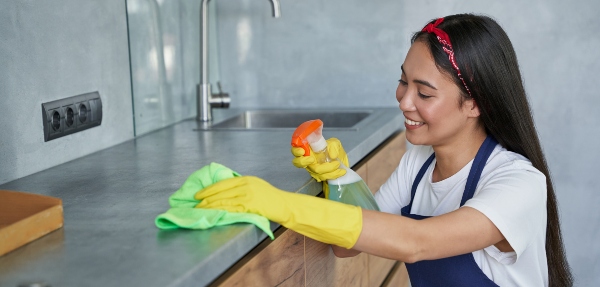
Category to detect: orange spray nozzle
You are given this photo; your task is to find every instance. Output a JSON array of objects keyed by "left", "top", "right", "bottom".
[{"left": 291, "top": 119, "right": 324, "bottom": 156}]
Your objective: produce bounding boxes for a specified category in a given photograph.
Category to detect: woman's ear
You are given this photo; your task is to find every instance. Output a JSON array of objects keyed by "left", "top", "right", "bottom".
[{"left": 465, "top": 99, "right": 481, "bottom": 118}]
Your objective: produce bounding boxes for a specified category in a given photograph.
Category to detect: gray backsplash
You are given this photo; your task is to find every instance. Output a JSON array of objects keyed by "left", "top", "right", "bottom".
[
  {"left": 0, "top": 0, "right": 133, "bottom": 185},
  {"left": 126, "top": 0, "right": 220, "bottom": 136},
  {"left": 216, "top": 0, "right": 406, "bottom": 109}
]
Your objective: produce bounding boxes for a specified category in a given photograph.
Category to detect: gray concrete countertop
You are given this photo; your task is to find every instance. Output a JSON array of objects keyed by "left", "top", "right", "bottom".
[{"left": 0, "top": 107, "right": 403, "bottom": 287}]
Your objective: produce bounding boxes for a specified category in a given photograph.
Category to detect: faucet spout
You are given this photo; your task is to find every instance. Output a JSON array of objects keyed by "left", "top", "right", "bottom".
[
  {"left": 197, "top": 0, "right": 281, "bottom": 122},
  {"left": 270, "top": 0, "right": 281, "bottom": 18}
]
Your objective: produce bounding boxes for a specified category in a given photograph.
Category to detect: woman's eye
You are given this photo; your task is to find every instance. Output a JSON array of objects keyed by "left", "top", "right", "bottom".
[
  {"left": 398, "top": 79, "right": 408, "bottom": 86},
  {"left": 418, "top": 93, "right": 432, "bottom": 99}
]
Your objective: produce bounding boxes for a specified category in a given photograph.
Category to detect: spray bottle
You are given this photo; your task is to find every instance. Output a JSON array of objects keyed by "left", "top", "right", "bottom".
[{"left": 291, "top": 119, "right": 380, "bottom": 211}]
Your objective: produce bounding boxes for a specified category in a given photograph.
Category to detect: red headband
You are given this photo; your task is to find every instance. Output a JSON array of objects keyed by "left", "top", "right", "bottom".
[{"left": 422, "top": 18, "right": 472, "bottom": 97}]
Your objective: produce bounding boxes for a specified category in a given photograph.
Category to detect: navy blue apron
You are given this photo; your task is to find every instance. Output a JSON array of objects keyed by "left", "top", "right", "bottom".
[{"left": 400, "top": 135, "right": 499, "bottom": 287}]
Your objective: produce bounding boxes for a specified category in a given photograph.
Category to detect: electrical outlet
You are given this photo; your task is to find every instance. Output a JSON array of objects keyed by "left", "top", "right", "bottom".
[{"left": 42, "top": 92, "right": 103, "bottom": 142}]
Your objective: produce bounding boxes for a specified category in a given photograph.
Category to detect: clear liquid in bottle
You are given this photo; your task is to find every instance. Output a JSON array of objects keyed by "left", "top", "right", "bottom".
[
  {"left": 328, "top": 180, "right": 380, "bottom": 211},
  {"left": 315, "top": 149, "right": 380, "bottom": 211}
]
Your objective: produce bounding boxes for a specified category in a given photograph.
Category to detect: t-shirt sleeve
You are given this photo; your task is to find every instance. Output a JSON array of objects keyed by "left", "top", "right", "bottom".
[{"left": 463, "top": 161, "right": 547, "bottom": 263}]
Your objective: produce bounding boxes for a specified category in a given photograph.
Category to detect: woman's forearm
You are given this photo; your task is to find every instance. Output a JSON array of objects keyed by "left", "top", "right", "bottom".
[
  {"left": 351, "top": 209, "right": 421, "bottom": 262},
  {"left": 351, "top": 207, "right": 505, "bottom": 263}
]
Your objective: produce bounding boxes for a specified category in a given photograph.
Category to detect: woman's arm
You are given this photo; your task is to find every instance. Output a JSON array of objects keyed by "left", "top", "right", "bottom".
[{"left": 351, "top": 207, "right": 511, "bottom": 263}]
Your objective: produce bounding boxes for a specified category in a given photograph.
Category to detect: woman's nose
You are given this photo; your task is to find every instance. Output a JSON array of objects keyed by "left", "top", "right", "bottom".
[{"left": 397, "top": 86, "right": 416, "bottom": 112}]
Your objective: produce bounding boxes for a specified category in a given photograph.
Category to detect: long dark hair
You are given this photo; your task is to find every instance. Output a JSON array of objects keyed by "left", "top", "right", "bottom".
[{"left": 412, "top": 14, "right": 573, "bottom": 287}]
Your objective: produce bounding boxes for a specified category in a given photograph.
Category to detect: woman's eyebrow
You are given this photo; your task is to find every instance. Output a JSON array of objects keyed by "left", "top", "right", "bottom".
[{"left": 401, "top": 65, "right": 438, "bottom": 90}]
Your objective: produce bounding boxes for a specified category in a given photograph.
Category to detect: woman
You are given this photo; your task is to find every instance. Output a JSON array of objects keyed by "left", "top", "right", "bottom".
[{"left": 195, "top": 14, "right": 573, "bottom": 286}]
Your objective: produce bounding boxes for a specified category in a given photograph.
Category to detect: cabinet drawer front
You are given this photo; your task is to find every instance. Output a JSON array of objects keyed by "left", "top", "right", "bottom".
[
  {"left": 305, "top": 237, "right": 369, "bottom": 287},
  {"left": 382, "top": 262, "right": 409, "bottom": 287},
  {"left": 368, "top": 255, "right": 397, "bottom": 287},
  {"left": 216, "top": 229, "right": 305, "bottom": 286}
]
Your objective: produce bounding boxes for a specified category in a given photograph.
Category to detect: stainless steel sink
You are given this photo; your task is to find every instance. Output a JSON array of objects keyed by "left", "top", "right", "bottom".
[{"left": 201, "top": 109, "right": 373, "bottom": 130}]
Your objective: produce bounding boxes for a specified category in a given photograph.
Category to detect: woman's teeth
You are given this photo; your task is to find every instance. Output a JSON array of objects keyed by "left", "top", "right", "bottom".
[{"left": 405, "top": 118, "right": 424, "bottom": 126}]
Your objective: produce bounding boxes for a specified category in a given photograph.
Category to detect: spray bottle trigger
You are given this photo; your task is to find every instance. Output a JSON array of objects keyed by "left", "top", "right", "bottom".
[
  {"left": 291, "top": 138, "right": 311, "bottom": 156},
  {"left": 291, "top": 119, "right": 324, "bottom": 156}
]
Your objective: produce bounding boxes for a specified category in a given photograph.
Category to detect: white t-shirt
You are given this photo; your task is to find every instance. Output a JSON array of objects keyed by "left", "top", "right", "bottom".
[{"left": 375, "top": 144, "right": 549, "bottom": 287}]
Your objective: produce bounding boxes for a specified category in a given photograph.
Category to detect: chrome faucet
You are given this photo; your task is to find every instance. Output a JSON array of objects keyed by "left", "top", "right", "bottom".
[{"left": 197, "top": 0, "right": 281, "bottom": 122}]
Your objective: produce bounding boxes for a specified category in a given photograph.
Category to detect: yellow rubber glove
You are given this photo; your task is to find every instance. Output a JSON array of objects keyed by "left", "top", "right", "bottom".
[
  {"left": 195, "top": 176, "right": 362, "bottom": 249},
  {"left": 291, "top": 138, "right": 350, "bottom": 180},
  {"left": 291, "top": 137, "right": 349, "bottom": 199}
]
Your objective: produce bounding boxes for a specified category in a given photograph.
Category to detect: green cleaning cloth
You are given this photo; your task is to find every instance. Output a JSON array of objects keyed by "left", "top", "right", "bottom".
[{"left": 154, "top": 162, "right": 274, "bottom": 239}]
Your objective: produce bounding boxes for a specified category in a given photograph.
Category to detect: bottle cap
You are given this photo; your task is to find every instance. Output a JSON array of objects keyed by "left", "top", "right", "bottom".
[
  {"left": 291, "top": 119, "right": 324, "bottom": 156},
  {"left": 309, "top": 135, "right": 327, "bottom": 153}
]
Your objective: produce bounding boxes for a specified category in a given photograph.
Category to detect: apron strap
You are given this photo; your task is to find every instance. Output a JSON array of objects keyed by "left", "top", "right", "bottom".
[
  {"left": 459, "top": 136, "right": 498, "bottom": 206},
  {"left": 406, "top": 153, "right": 436, "bottom": 211},
  {"left": 405, "top": 135, "right": 499, "bottom": 211}
]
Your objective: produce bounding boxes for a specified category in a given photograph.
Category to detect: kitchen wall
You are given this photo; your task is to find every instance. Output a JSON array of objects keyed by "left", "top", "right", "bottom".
[
  {"left": 126, "top": 0, "right": 220, "bottom": 136},
  {"left": 216, "top": 0, "right": 405, "bottom": 109},
  {"left": 215, "top": 0, "right": 600, "bottom": 285},
  {"left": 0, "top": 0, "right": 134, "bottom": 185}
]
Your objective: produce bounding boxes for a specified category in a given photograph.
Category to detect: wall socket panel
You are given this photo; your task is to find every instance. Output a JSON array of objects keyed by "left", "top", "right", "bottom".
[{"left": 42, "top": 91, "right": 103, "bottom": 142}]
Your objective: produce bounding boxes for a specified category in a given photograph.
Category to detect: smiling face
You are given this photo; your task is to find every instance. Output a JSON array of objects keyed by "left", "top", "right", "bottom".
[{"left": 396, "top": 40, "right": 482, "bottom": 148}]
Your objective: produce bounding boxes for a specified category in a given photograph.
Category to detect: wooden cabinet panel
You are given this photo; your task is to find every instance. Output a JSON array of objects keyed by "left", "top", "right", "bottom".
[
  {"left": 216, "top": 229, "right": 305, "bottom": 287},
  {"left": 363, "top": 132, "right": 406, "bottom": 286},
  {"left": 366, "top": 132, "right": 406, "bottom": 194},
  {"left": 355, "top": 161, "right": 368, "bottom": 184},
  {"left": 368, "top": 255, "right": 397, "bottom": 287},
  {"left": 305, "top": 238, "right": 369, "bottom": 287},
  {"left": 381, "top": 262, "right": 409, "bottom": 287}
]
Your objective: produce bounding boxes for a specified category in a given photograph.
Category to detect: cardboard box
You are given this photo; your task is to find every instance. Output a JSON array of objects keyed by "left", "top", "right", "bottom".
[{"left": 0, "top": 190, "right": 63, "bottom": 256}]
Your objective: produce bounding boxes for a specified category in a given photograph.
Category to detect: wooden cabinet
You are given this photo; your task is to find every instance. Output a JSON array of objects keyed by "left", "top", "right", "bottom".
[
  {"left": 354, "top": 131, "right": 407, "bottom": 286},
  {"left": 212, "top": 228, "right": 305, "bottom": 286},
  {"left": 361, "top": 131, "right": 407, "bottom": 194},
  {"left": 213, "top": 131, "right": 407, "bottom": 287},
  {"left": 305, "top": 237, "right": 369, "bottom": 286},
  {"left": 381, "top": 262, "right": 410, "bottom": 287}
]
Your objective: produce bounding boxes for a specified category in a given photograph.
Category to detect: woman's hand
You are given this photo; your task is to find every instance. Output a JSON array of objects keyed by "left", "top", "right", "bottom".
[
  {"left": 195, "top": 176, "right": 291, "bottom": 224},
  {"left": 291, "top": 137, "right": 349, "bottom": 182}
]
